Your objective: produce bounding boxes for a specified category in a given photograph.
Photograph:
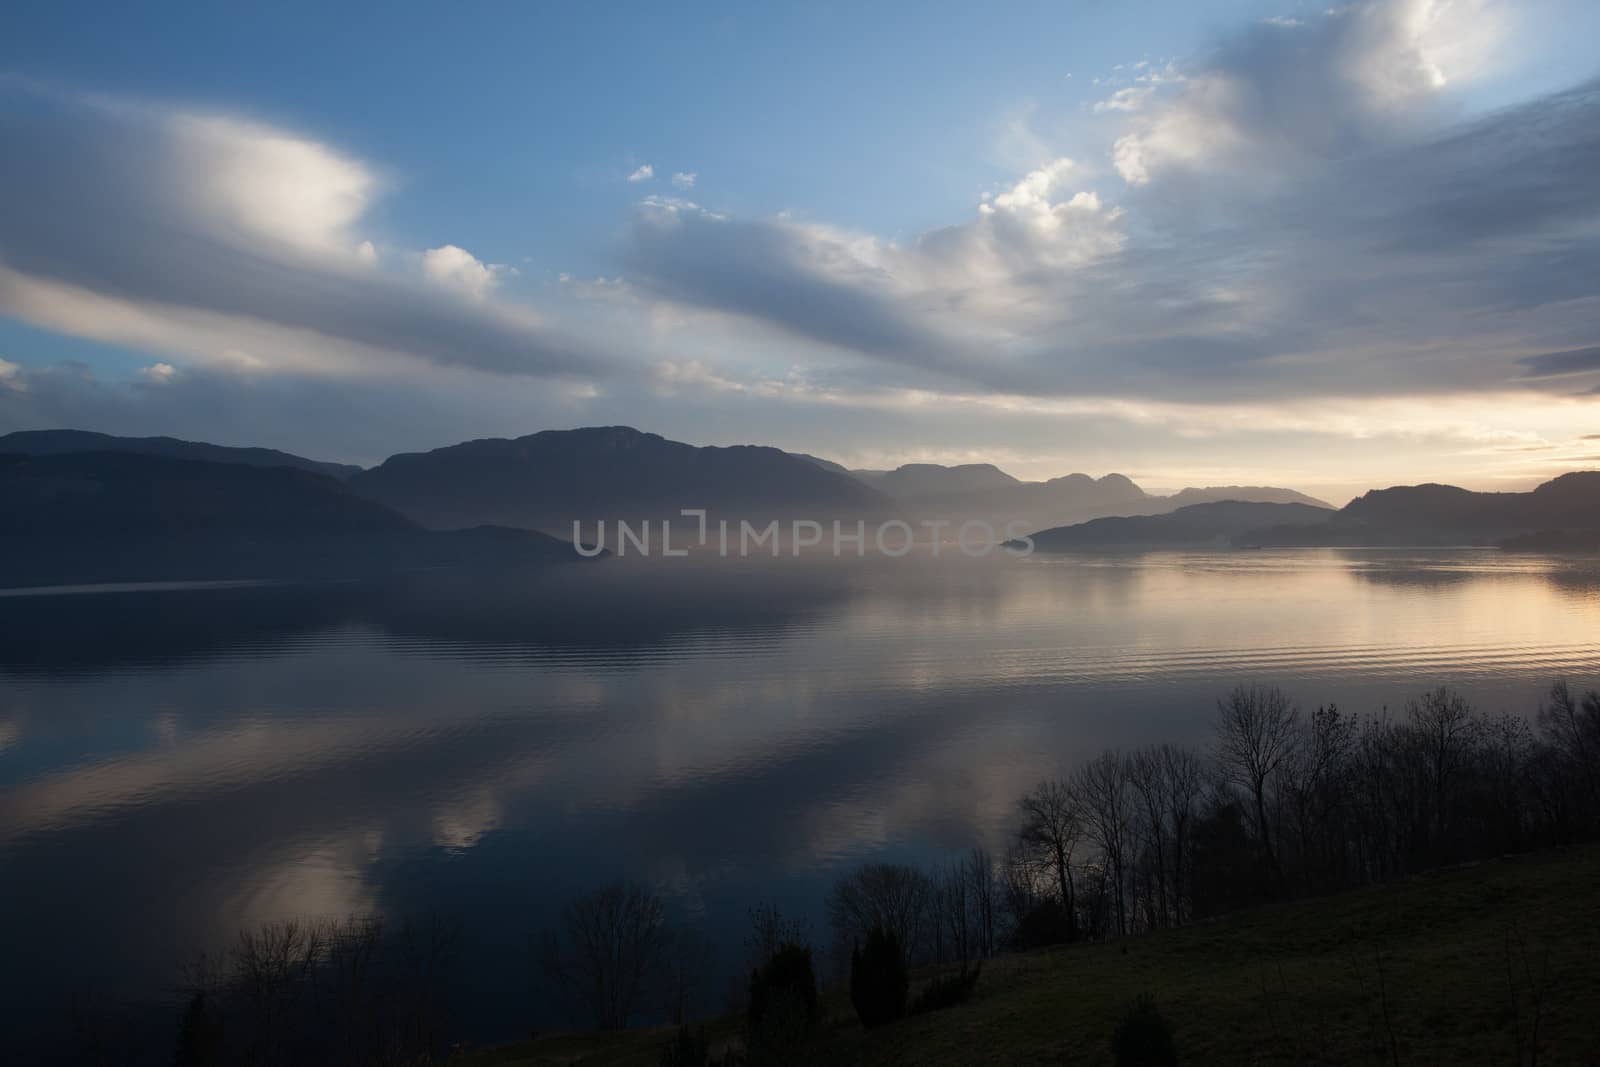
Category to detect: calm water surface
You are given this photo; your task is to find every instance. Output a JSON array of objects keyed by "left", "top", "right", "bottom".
[{"left": 2, "top": 549, "right": 1598, "bottom": 1047}]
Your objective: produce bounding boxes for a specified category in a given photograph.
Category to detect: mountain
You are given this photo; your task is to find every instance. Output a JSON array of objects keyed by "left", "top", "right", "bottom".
[
  {"left": 0, "top": 428, "right": 362, "bottom": 480},
  {"left": 1252, "top": 472, "right": 1600, "bottom": 547},
  {"left": 1025, "top": 500, "right": 1335, "bottom": 551},
  {"left": 1162, "top": 485, "right": 1333, "bottom": 509},
  {"left": 351, "top": 426, "right": 891, "bottom": 534},
  {"left": 0, "top": 452, "right": 579, "bottom": 587},
  {"left": 856, "top": 462, "right": 1021, "bottom": 498},
  {"left": 841, "top": 462, "right": 1148, "bottom": 532}
]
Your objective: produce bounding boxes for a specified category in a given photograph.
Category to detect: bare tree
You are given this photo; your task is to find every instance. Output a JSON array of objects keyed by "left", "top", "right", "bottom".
[
  {"left": 1539, "top": 679, "right": 1600, "bottom": 817},
  {"left": 826, "top": 863, "right": 931, "bottom": 963},
  {"left": 540, "top": 881, "right": 668, "bottom": 1031},
  {"left": 964, "top": 846, "right": 998, "bottom": 959},
  {"left": 933, "top": 859, "right": 972, "bottom": 965},
  {"left": 1017, "top": 778, "right": 1082, "bottom": 941},
  {"left": 1407, "top": 686, "right": 1477, "bottom": 857},
  {"left": 1282, "top": 704, "right": 1355, "bottom": 891},
  {"left": 1159, "top": 744, "right": 1204, "bottom": 925},
  {"left": 1074, "top": 751, "right": 1133, "bottom": 937},
  {"left": 1126, "top": 747, "right": 1172, "bottom": 928},
  {"left": 1213, "top": 684, "right": 1300, "bottom": 882},
  {"left": 659, "top": 926, "right": 716, "bottom": 1025}
]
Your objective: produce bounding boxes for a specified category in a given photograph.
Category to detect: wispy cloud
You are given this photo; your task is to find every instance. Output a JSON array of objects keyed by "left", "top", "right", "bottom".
[{"left": 0, "top": 88, "right": 616, "bottom": 380}]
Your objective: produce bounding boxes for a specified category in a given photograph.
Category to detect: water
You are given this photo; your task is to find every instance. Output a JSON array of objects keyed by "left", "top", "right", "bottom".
[{"left": 2, "top": 548, "right": 1598, "bottom": 1050}]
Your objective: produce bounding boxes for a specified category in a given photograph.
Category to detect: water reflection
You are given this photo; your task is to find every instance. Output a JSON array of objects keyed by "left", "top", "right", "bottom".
[{"left": 1, "top": 549, "right": 1598, "bottom": 1052}]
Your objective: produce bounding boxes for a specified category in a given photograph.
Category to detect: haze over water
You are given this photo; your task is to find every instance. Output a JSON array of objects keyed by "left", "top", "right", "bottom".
[{"left": 3, "top": 548, "right": 1598, "bottom": 1046}]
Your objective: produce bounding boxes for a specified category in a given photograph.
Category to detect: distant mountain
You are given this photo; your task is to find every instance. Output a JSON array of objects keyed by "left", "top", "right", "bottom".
[
  {"left": 0, "top": 452, "right": 579, "bottom": 587},
  {"left": 1253, "top": 472, "right": 1600, "bottom": 547},
  {"left": 1161, "top": 485, "right": 1333, "bottom": 509},
  {"left": 841, "top": 462, "right": 1147, "bottom": 532},
  {"left": 351, "top": 426, "right": 891, "bottom": 533},
  {"left": 0, "top": 428, "right": 362, "bottom": 480},
  {"left": 856, "top": 463, "right": 1021, "bottom": 498},
  {"left": 1026, "top": 500, "right": 1335, "bottom": 551}
]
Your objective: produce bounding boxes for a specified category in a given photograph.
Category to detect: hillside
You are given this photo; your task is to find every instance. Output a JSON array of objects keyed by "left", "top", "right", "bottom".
[
  {"left": 0, "top": 428, "right": 362, "bottom": 480},
  {"left": 352, "top": 426, "right": 891, "bottom": 533},
  {"left": 471, "top": 845, "right": 1600, "bottom": 1066},
  {"left": 0, "top": 452, "right": 578, "bottom": 586},
  {"left": 1255, "top": 471, "right": 1600, "bottom": 547},
  {"left": 1027, "top": 500, "right": 1334, "bottom": 550}
]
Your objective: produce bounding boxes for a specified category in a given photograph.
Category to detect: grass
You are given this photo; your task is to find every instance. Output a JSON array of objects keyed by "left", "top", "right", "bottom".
[{"left": 470, "top": 844, "right": 1600, "bottom": 1065}]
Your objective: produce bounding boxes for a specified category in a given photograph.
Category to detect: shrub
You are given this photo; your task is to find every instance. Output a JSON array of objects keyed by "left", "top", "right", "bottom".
[
  {"left": 850, "top": 927, "right": 908, "bottom": 1028},
  {"left": 658, "top": 1025, "right": 710, "bottom": 1067},
  {"left": 746, "top": 942, "right": 819, "bottom": 1062},
  {"left": 1112, "top": 994, "right": 1178, "bottom": 1067},
  {"left": 908, "top": 964, "right": 980, "bottom": 1016},
  {"left": 173, "top": 990, "right": 223, "bottom": 1067},
  {"left": 1010, "top": 898, "right": 1074, "bottom": 950}
]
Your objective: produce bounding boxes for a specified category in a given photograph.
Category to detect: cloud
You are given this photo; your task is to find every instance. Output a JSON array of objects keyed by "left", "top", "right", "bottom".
[
  {"left": 1093, "top": 87, "right": 1153, "bottom": 113},
  {"left": 612, "top": 0, "right": 1600, "bottom": 407},
  {"left": 627, "top": 164, "right": 654, "bottom": 182},
  {"left": 139, "top": 362, "right": 177, "bottom": 385},
  {"left": 421, "top": 244, "right": 505, "bottom": 300},
  {"left": 1111, "top": 0, "right": 1500, "bottom": 185},
  {"left": 0, "top": 88, "right": 616, "bottom": 381},
  {"left": 0, "top": 358, "right": 25, "bottom": 392},
  {"left": 671, "top": 171, "right": 697, "bottom": 189},
  {"left": 1519, "top": 346, "right": 1600, "bottom": 378},
  {"left": 623, "top": 156, "right": 1127, "bottom": 384}
]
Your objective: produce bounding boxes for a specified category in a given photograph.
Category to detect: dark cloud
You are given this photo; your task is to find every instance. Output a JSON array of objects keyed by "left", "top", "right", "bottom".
[{"left": 1519, "top": 345, "right": 1600, "bottom": 378}]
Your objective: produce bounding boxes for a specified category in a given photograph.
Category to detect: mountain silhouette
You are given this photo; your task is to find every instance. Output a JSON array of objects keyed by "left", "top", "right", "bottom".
[
  {"left": 0, "top": 428, "right": 362, "bottom": 480},
  {"left": 1252, "top": 472, "right": 1600, "bottom": 547},
  {"left": 835, "top": 459, "right": 1322, "bottom": 533},
  {"left": 1025, "top": 500, "right": 1334, "bottom": 550},
  {"left": 351, "top": 426, "right": 891, "bottom": 533},
  {"left": 0, "top": 452, "right": 579, "bottom": 587}
]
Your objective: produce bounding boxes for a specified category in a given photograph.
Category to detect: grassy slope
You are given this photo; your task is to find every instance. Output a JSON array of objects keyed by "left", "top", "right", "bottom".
[{"left": 473, "top": 845, "right": 1600, "bottom": 1065}]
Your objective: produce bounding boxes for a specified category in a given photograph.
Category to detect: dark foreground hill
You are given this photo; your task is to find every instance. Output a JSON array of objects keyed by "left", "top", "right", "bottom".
[
  {"left": 0, "top": 428, "right": 362, "bottom": 480},
  {"left": 0, "top": 452, "right": 579, "bottom": 587},
  {"left": 1026, "top": 500, "right": 1334, "bottom": 550},
  {"left": 352, "top": 426, "right": 892, "bottom": 533},
  {"left": 469, "top": 844, "right": 1600, "bottom": 1066}
]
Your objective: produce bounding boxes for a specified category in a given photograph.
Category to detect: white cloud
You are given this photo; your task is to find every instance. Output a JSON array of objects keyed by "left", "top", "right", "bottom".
[
  {"left": 1093, "top": 87, "right": 1153, "bottom": 113},
  {"left": 671, "top": 171, "right": 697, "bottom": 189},
  {"left": 139, "top": 362, "right": 177, "bottom": 384},
  {"left": 0, "top": 89, "right": 614, "bottom": 380},
  {"left": 0, "top": 358, "right": 26, "bottom": 392},
  {"left": 627, "top": 164, "right": 654, "bottom": 182},
  {"left": 170, "top": 113, "right": 376, "bottom": 257},
  {"left": 421, "top": 244, "right": 504, "bottom": 300}
]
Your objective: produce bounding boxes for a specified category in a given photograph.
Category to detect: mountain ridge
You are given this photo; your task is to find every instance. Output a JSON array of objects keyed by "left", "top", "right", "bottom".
[{"left": 0, "top": 428, "right": 362, "bottom": 480}]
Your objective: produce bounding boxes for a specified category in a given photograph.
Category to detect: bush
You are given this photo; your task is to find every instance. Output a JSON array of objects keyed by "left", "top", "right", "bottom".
[
  {"left": 658, "top": 1025, "right": 710, "bottom": 1067},
  {"left": 849, "top": 927, "right": 907, "bottom": 1028},
  {"left": 908, "top": 964, "right": 980, "bottom": 1016},
  {"left": 173, "top": 990, "right": 223, "bottom": 1067},
  {"left": 746, "top": 942, "right": 819, "bottom": 1062},
  {"left": 1112, "top": 994, "right": 1178, "bottom": 1067},
  {"left": 1010, "top": 898, "right": 1074, "bottom": 950}
]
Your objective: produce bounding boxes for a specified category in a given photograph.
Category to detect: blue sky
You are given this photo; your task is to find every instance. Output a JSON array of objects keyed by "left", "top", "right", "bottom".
[{"left": 3, "top": 0, "right": 1599, "bottom": 499}]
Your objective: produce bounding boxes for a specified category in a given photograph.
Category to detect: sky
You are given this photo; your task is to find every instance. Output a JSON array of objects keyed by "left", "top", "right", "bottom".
[{"left": 2, "top": 0, "right": 1599, "bottom": 502}]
